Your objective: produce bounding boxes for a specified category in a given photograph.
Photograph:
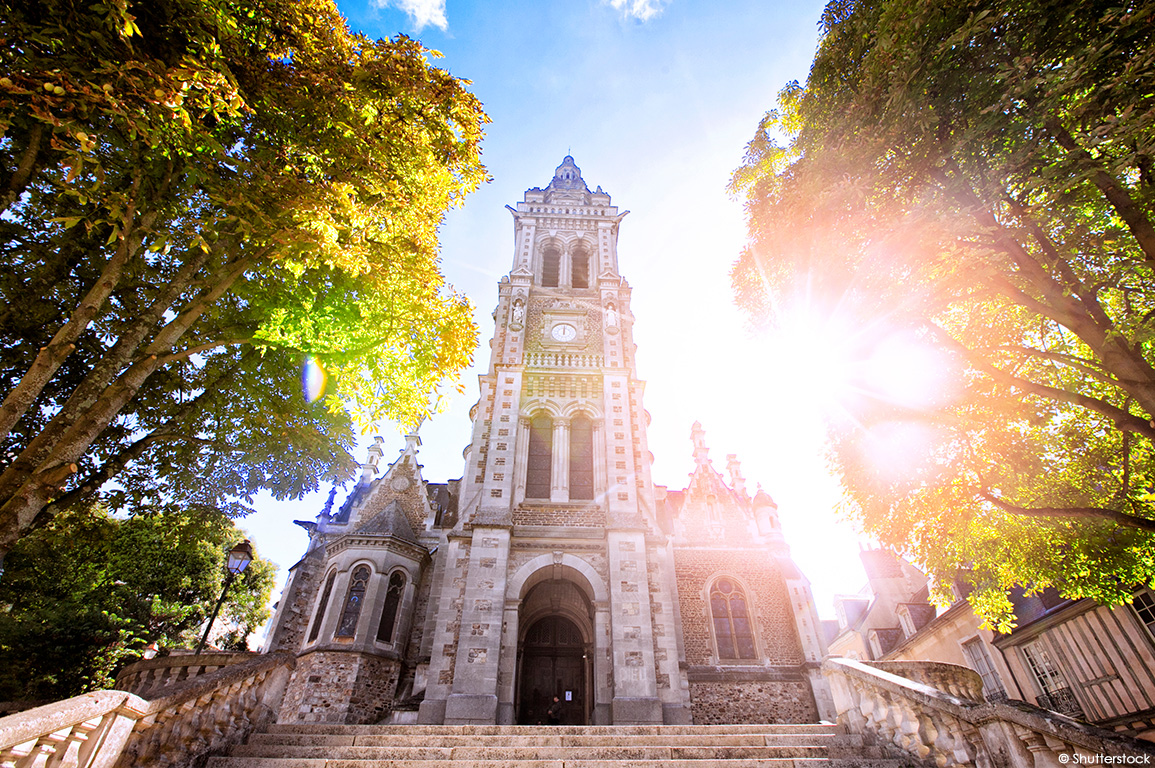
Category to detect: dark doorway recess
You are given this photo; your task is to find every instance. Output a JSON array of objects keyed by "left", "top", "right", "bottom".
[{"left": 517, "top": 615, "right": 588, "bottom": 724}]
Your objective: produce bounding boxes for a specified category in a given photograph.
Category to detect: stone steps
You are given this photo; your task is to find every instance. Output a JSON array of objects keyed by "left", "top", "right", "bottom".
[
  {"left": 262, "top": 724, "right": 845, "bottom": 735},
  {"left": 209, "top": 723, "right": 905, "bottom": 768},
  {"left": 247, "top": 733, "right": 856, "bottom": 747}
]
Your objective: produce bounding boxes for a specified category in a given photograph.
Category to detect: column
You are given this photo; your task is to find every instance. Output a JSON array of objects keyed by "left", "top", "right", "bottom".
[
  {"left": 444, "top": 528, "right": 511, "bottom": 724},
  {"left": 551, "top": 418, "right": 569, "bottom": 503},
  {"left": 593, "top": 601, "right": 613, "bottom": 724},
  {"left": 513, "top": 415, "right": 530, "bottom": 505},
  {"left": 496, "top": 598, "right": 521, "bottom": 724},
  {"left": 592, "top": 422, "right": 607, "bottom": 499},
  {"left": 606, "top": 529, "right": 662, "bottom": 724}
]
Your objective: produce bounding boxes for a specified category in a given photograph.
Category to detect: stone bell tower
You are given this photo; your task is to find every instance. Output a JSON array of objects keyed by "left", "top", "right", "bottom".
[{"left": 417, "top": 156, "right": 689, "bottom": 726}]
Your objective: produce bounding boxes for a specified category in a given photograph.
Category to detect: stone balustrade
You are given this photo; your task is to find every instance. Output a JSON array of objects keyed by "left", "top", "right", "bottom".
[
  {"left": 824, "top": 657, "right": 1155, "bottom": 768},
  {"left": 0, "top": 652, "right": 293, "bottom": 768},
  {"left": 524, "top": 351, "right": 604, "bottom": 368},
  {"left": 113, "top": 652, "right": 255, "bottom": 696}
]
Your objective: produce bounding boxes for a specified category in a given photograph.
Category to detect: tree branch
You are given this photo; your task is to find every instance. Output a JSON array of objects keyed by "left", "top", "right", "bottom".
[
  {"left": 2, "top": 123, "right": 45, "bottom": 215},
  {"left": 979, "top": 491, "right": 1155, "bottom": 534},
  {"left": 158, "top": 338, "right": 253, "bottom": 366},
  {"left": 996, "top": 344, "right": 1120, "bottom": 389},
  {"left": 1045, "top": 117, "right": 1155, "bottom": 267},
  {"left": 927, "top": 323, "right": 1155, "bottom": 439}
]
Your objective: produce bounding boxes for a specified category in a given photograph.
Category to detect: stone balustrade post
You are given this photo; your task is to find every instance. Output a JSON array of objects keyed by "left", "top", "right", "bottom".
[{"left": 822, "top": 657, "right": 1155, "bottom": 768}]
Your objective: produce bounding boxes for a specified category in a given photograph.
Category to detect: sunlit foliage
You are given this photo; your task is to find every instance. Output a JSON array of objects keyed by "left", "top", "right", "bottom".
[
  {"left": 0, "top": 504, "right": 275, "bottom": 701},
  {"left": 731, "top": 0, "right": 1155, "bottom": 628},
  {"left": 0, "top": 0, "right": 488, "bottom": 555}
]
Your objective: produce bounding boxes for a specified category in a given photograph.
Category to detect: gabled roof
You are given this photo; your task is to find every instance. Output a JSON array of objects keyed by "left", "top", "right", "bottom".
[{"left": 351, "top": 499, "right": 419, "bottom": 546}]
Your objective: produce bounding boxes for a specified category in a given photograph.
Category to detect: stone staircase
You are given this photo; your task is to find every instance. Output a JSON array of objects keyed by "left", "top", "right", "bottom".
[{"left": 206, "top": 722, "right": 908, "bottom": 767}]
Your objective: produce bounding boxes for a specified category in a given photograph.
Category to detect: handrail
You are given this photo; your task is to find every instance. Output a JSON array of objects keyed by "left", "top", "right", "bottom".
[
  {"left": 0, "top": 651, "right": 294, "bottom": 768},
  {"left": 114, "top": 652, "right": 255, "bottom": 695},
  {"left": 823, "top": 657, "right": 1155, "bottom": 767}
]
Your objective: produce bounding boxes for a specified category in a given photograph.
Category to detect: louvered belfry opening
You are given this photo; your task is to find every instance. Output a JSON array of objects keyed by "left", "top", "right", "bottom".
[
  {"left": 542, "top": 246, "right": 561, "bottom": 287},
  {"left": 526, "top": 413, "right": 553, "bottom": 499},
  {"left": 569, "top": 414, "right": 594, "bottom": 500}
]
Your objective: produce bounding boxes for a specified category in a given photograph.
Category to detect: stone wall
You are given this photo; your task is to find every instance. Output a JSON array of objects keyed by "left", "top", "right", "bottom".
[
  {"left": 688, "top": 675, "right": 818, "bottom": 724},
  {"left": 278, "top": 650, "right": 401, "bottom": 724},
  {"left": 265, "top": 548, "right": 325, "bottom": 654},
  {"left": 674, "top": 548, "right": 806, "bottom": 666},
  {"left": 512, "top": 505, "right": 606, "bottom": 527}
]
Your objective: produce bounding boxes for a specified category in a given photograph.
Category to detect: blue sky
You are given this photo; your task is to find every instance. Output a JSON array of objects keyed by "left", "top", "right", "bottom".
[{"left": 246, "top": 0, "right": 872, "bottom": 637}]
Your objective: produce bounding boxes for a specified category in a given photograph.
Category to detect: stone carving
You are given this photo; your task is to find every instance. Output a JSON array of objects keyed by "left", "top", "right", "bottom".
[{"left": 510, "top": 297, "right": 525, "bottom": 330}]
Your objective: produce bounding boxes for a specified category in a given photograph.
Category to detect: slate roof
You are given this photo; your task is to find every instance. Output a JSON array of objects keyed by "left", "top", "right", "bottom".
[{"left": 352, "top": 499, "right": 419, "bottom": 545}]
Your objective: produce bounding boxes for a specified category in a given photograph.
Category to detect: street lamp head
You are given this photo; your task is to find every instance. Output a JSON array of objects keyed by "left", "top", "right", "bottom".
[{"left": 225, "top": 540, "right": 254, "bottom": 576}]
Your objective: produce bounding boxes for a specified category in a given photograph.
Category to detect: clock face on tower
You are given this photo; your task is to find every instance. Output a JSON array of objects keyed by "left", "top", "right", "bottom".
[{"left": 550, "top": 322, "right": 577, "bottom": 342}]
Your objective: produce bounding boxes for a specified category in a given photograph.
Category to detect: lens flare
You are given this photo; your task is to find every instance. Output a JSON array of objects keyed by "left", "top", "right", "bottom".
[{"left": 302, "top": 356, "right": 327, "bottom": 403}]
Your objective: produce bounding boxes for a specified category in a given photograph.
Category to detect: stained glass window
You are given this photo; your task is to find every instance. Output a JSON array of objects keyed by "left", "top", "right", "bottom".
[
  {"left": 376, "top": 571, "right": 406, "bottom": 643},
  {"left": 307, "top": 571, "right": 336, "bottom": 643},
  {"left": 710, "top": 578, "right": 756, "bottom": 659},
  {"left": 335, "top": 565, "right": 371, "bottom": 637}
]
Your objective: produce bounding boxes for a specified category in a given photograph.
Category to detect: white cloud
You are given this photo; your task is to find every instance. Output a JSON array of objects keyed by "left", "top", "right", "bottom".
[
  {"left": 375, "top": 0, "right": 448, "bottom": 31},
  {"left": 606, "top": 0, "right": 671, "bottom": 21}
]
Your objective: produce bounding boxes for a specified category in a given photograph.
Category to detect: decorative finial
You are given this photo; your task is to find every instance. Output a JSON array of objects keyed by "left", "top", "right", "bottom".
[
  {"left": 726, "top": 454, "right": 746, "bottom": 495},
  {"left": 691, "top": 422, "right": 710, "bottom": 467},
  {"left": 405, "top": 416, "right": 426, "bottom": 450}
]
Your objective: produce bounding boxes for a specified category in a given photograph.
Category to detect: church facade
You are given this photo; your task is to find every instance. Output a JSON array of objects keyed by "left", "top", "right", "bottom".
[{"left": 264, "top": 157, "right": 829, "bottom": 726}]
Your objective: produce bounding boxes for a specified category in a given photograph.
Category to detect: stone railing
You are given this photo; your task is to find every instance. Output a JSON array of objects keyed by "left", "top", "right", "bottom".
[
  {"left": 0, "top": 651, "right": 293, "bottom": 768},
  {"left": 824, "top": 657, "right": 1155, "bottom": 768},
  {"left": 524, "top": 351, "right": 604, "bottom": 369},
  {"left": 114, "top": 652, "right": 256, "bottom": 696}
]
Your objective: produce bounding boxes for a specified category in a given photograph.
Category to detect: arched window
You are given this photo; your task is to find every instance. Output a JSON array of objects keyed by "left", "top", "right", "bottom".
[
  {"left": 526, "top": 414, "right": 553, "bottom": 499},
  {"left": 571, "top": 246, "right": 590, "bottom": 289},
  {"left": 569, "top": 414, "right": 594, "bottom": 500},
  {"left": 542, "top": 246, "right": 561, "bottom": 287},
  {"left": 335, "top": 565, "right": 371, "bottom": 637},
  {"left": 307, "top": 570, "right": 336, "bottom": 643},
  {"left": 710, "top": 578, "right": 756, "bottom": 660},
  {"left": 376, "top": 571, "right": 406, "bottom": 643}
]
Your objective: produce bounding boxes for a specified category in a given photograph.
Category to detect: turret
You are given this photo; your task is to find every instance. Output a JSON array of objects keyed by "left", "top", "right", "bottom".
[{"left": 753, "top": 484, "right": 785, "bottom": 547}]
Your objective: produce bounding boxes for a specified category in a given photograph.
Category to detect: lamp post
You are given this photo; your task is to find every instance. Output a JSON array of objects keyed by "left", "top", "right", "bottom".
[{"left": 194, "top": 540, "right": 254, "bottom": 655}]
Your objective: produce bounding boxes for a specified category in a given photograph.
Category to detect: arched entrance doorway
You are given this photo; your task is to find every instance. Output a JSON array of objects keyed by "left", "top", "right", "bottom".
[{"left": 515, "top": 579, "right": 593, "bottom": 724}]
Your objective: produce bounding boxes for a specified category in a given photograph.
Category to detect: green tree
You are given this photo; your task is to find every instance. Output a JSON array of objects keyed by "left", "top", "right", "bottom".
[
  {"left": 0, "top": 504, "right": 274, "bottom": 701},
  {"left": 730, "top": 0, "right": 1155, "bottom": 626},
  {"left": 0, "top": 0, "right": 486, "bottom": 557}
]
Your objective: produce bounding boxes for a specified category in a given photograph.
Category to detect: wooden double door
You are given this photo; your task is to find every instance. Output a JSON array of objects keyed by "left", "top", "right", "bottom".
[{"left": 516, "top": 615, "right": 589, "bottom": 724}]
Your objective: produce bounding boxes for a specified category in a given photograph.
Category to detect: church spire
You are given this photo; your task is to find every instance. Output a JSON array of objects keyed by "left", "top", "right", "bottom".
[{"left": 547, "top": 155, "right": 589, "bottom": 193}]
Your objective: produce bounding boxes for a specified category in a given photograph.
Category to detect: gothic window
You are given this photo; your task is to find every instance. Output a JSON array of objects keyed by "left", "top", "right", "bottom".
[
  {"left": 710, "top": 578, "right": 756, "bottom": 660},
  {"left": 376, "top": 571, "right": 406, "bottom": 643},
  {"left": 307, "top": 570, "right": 336, "bottom": 643},
  {"left": 572, "top": 246, "right": 590, "bottom": 289},
  {"left": 542, "top": 246, "right": 560, "bottom": 287},
  {"left": 335, "top": 565, "right": 371, "bottom": 638},
  {"left": 569, "top": 414, "right": 594, "bottom": 500},
  {"left": 526, "top": 414, "right": 553, "bottom": 499}
]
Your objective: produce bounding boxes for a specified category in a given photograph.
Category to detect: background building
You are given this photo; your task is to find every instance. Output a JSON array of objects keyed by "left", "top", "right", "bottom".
[{"left": 828, "top": 547, "right": 1155, "bottom": 742}]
